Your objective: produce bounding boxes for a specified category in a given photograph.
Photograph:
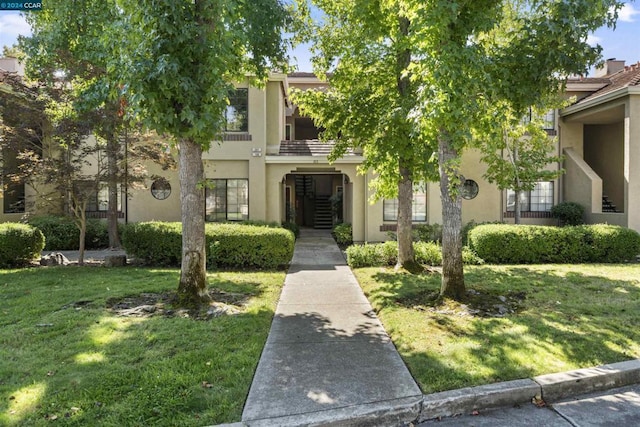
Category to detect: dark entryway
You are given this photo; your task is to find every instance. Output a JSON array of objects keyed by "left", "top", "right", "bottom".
[{"left": 286, "top": 174, "right": 344, "bottom": 229}]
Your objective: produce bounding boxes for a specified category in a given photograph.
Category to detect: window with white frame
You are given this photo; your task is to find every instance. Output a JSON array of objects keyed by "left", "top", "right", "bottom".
[
  {"left": 383, "top": 182, "right": 427, "bottom": 221},
  {"left": 506, "top": 181, "right": 554, "bottom": 212},
  {"left": 205, "top": 179, "right": 249, "bottom": 221}
]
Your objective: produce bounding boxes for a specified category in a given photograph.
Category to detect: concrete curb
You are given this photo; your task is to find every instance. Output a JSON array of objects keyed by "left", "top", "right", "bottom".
[
  {"left": 213, "top": 359, "right": 640, "bottom": 426},
  {"left": 419, "top": 378, "right": 540, "bottom": 422},
  {"left": 418, "top": 359, "right": 640, "bottom": 423},
  {"left": 534, "top": 358, "right": 640, "bottom": 402}
]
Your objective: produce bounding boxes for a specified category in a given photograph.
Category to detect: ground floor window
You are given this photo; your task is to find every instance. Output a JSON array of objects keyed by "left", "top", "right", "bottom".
[
  {"left": 506, "top": 181, "right": 554, "bottom": 212},
  {"left": 383, "top": 182, "right": 427, "bottom": 222},
  {"left": 76, "top": 182, "right": 123, "bottom": 212},
  {"left": 205, "top": 179, "right": 249, "bottom": 221}
]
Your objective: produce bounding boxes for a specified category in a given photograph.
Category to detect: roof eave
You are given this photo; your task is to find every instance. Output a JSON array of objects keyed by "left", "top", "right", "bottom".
[{"left": 561, "top": 86, "right": 640, "bottom": 117}]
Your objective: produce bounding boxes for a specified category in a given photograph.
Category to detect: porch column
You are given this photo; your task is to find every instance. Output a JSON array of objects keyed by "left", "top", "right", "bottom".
[
  {"left": 625, "top": 96, "right": 640, "bottom": 232},
  {"left": 351, "top": 174, "right": 366, "bottom": 242}
]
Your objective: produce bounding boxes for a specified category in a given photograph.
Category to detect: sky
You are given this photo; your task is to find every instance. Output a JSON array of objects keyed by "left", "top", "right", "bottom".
[{"left": 1, "top": 3, "right": 639, "bottom": 75}]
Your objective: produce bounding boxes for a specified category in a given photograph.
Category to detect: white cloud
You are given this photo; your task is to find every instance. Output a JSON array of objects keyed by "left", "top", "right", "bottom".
[
  {"left": 587, "top": 34, "right": 602, "bottom": 47},
  {"left": 617, "top": 4, "right": 640, "bottom": 22},
  {"left": 0, "top": 13, "right": 31, "bottom": 37}
]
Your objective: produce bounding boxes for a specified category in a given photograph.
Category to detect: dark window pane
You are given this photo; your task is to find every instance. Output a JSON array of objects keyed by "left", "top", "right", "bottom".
[{"left": 225, "top": 89, "right": 248, "bottom": 132}]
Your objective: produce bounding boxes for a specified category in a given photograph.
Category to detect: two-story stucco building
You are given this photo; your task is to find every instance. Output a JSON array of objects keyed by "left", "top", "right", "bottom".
[{"left": 2, "top": 57, "right": 640, "bottom": 241}]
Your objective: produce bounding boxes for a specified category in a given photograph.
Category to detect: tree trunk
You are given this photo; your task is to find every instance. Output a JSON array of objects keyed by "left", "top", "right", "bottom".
[
  {"left": 76, "top": 200, "right": 87, "bottom": 266},
  {"left": 438, "top": 132, "right": 465, "bottom": 300},
  {"left": 396, "top": 160, "right": 414, "bottom": 268},
  {"left": 395, "top": 15, "right": 415, "bottom": 269},
  {"left": 107, "top": 131, "right": 121, "bottom": 248},
  {"left": 514, "top": 189, "right": 522, "bottom": 225},
  {"left": 177, "top": 137, "right": 209, "bottom": 306}
]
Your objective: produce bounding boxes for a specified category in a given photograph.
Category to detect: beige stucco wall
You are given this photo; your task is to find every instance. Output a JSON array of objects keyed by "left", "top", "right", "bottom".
[
  {"left": 626, "top": 94, "right": 640, "bottom": 232},
  {"left": 127, "top": 162, "right": 181, "bottom": 223}
]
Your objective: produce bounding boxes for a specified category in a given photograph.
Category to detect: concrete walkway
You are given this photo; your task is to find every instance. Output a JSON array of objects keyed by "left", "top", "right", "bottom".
[{"left": 241, "top": 229, "right": 422, "bottom": 426}]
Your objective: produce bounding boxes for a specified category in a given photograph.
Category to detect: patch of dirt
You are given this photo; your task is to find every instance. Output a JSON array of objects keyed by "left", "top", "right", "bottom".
[
  {"left": 105, "top": 289, "right": 247, "bottom": 320},
  {"left": 409, "top": 289, "right": 527, "bottom": 318}
]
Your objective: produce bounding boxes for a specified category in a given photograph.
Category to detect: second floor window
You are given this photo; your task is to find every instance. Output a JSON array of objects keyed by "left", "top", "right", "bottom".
[
  {"left": 506, "top": 181, "right": 554, "bottom": 212},
  {"left": 225, "top": 88, "right": 248, "bottom": 132},
  {"left": 383, "top": 183, "right": 427, "bottom": 222}
]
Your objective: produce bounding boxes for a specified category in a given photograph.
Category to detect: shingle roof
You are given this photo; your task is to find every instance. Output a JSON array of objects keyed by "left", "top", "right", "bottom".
[{"left": 577, "top": 61, "right": 640, "bottom": 103}]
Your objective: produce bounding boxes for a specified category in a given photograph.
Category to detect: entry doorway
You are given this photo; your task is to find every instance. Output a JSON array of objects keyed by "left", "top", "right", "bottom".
[{"left": 285, "top": 173, "right": 346, "bottom": 229}]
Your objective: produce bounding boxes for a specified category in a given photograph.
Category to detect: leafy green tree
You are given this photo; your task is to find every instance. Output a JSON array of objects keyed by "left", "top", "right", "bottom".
[
  {"left": 21, "top": 0, "right": 130, "bottom": 249},
  {"left": 119, "top": 0, "right": 291, "bottom": 304},
  {"left": 297, "top": 0, "right": 620, "bottom": 299},
  {"left": 408, "top": 0, "right": 621, "bottom": 299},
  {"left": 478, "top": 103, "right": 563, "bottom": 224},
  {"left": 291, "top": 1, "right": 438, "bottom": 270}
]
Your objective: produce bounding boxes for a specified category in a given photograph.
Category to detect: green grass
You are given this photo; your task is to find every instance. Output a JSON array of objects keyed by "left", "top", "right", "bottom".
[
  {"left": 353, "top": 264, "right": 640, "bottom": 394},
  {"left": 0, "top": 267, "right": 285, "bottom": 426}
]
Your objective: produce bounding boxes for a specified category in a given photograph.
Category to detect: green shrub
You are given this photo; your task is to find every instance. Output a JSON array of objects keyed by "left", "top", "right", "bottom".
[
  {"left": 345, "top": 241, "right": 483, "bottom": 268},
  {"left": 551, "top": 202, "right": 585, "bottom": 226},
  {"left": 28, "top": 215, "right": 109, "bottom": 250},
  {"left": 413, "top": 224, "right": 442, "bottom": 243},
  {"left": 586, "top": 224, "right": 640, "bottom": 262},
  {"left": 121, "top": 222, "right": 182, "bottom": 266},
  {"left": 0, "top": 223, "right": 45, "bottom": 267},
  {"left": 207, "top": 223, "right": 294, "bottom": 269},
  {"left": 468, "top": 223, "right": 640, "bottom": 264},
  {"left": 414, "top": 241, "right": 442, "bottom": 265},
  {"left": 333, "top": 223, "right": 353, "bottom": 246},
  {"left": 122, "top": 221, "right": 294, "bottom": 269}
]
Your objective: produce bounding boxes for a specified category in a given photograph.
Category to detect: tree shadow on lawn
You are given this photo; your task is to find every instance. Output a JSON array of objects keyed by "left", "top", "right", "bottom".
[
  {"left": 0, "top": 267, "right": 279, "bottom": 426},
  {"left": 366, "top": 266, "right": 640, "bottom": 394}
]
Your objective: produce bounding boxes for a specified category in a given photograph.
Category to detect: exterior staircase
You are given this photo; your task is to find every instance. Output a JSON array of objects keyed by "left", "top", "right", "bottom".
[
  {"left": 602, "top": 195, "right": 620, "bottom": 213},
  {"left": 314, "top": 196, "right": 333, "bottom": 229}
]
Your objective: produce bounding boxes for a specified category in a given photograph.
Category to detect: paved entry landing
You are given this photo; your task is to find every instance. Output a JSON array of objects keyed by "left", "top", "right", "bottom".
[{"left": 242, "top": 229, "right": 422, "bottom": 426}]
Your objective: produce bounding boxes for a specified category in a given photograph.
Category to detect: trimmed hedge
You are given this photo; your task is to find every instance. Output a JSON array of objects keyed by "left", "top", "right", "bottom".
[
  {"left": 468, "top": 223, "right": 640, "bottom": 264},
  {"left": 28, "top": 215, "right": 109, "bottom": 250},
  {"left": 122, "top": 221, "right": 294, "bottom": 269},
  {"left": 345, "top": 241, "right": 483, "bottom": 268},
  {"left": 0, "top": 223, "right": 45, "bottom": 267}
]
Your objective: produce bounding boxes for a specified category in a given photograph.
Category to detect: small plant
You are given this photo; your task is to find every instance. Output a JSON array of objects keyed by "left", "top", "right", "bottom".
[
  {"left": 551, "top": 202, "right": 585, "bottom": 226},
  {"left": 332, "top": 223, "right": 353, "bottom": 246}
]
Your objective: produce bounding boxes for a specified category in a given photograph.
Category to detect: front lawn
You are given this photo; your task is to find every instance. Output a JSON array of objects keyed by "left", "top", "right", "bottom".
[
  {"left": 0, "top": 267, "right": 285, "bottom": 426},
  {"left": 354, "top": 264, "right": 640, "bottom": 394}
]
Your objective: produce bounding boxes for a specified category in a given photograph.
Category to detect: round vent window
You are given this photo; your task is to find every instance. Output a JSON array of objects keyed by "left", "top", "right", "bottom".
[
  {"left": 151, "top": 178, "right": 171, "bottom": 200},
  {"left": 461, "top": 179, "right": 479, "bottom": 200}
]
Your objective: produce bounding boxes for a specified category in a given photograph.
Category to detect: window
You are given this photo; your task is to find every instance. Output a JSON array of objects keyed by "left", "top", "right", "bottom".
[
  {"left": 521, "top": 108, "right": 555, "bottom": 130},
  {"left": 461, "top": 179, "right": 479, "bottom": 200},
  {"left": 506, "top": 181, "right": 554, "bottom": 212},
  {"left": 225, "top": 89, "right": 248, "bottom": 132},
  {"left": 540, "top": 110, "right": 555, "bottom": 130},
  {"left": 383, "top": 182, "right": 427, "bottom": 222},
  {"left": 205, "top": 179, "right": 249, "bottom": 221},
  {"left": 91, "top": 183, "right": 123, "bottom": 212},
  {"left": 151, "top": 178, "right": 171, "bottom": 200}
]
